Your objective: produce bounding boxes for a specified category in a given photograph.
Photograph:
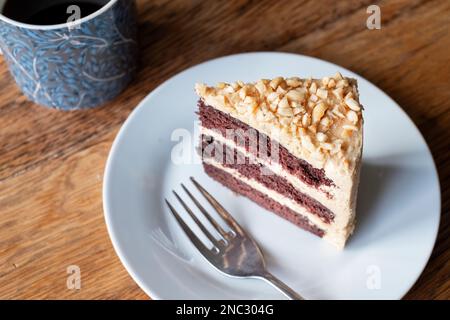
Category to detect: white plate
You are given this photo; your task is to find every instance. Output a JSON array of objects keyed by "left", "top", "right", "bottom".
[{"left": 103, "top": 52, "right": 440, "bottom": 300}]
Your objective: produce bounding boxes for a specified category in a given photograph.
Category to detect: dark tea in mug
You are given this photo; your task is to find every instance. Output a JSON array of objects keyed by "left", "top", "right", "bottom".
[{"left": 1, "top": 0, "right": 109, "bottom": 25}]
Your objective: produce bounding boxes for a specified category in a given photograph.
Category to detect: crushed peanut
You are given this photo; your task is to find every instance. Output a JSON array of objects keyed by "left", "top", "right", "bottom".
[{"left": 312, "top": 102, "right": 328, "bottom": 124}]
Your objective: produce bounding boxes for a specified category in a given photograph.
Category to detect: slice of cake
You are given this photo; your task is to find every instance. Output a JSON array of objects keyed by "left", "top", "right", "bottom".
[{"left": 195, "top": 74, "right": 363, "bottom": 249}]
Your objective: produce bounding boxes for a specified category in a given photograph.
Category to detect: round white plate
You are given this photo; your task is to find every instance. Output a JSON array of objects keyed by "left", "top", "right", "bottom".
[{"left": 103, "top": 52, "right": 440, "bottom": 300}]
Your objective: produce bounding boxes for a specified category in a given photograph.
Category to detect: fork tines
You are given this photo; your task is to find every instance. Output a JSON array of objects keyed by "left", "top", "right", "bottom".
[{"left": 165, "top": 177, "right": 242, "bottom": 253}]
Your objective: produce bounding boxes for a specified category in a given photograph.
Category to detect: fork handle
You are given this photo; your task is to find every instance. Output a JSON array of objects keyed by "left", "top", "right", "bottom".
[{"left": 258, "top": 272, "right": 304, "bottom": 300}]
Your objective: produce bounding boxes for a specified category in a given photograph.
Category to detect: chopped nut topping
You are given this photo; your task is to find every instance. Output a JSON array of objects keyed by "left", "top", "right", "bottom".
[
  {"left": 332, "top": 106, "right": 346, "bottom": 118},
  {"left": 195, "top": 74, "right": 363, "bottom": 170},
  {"left": 278, "top": 106, "right": 294, "bottom": 117},
  {"left": 334, "top": 72, "right": 343, "bottom": 80},
  {"left": 332, "top": 87, "right": 344, "bottom": 99},
  {"left": 217, "top": 82, "right": 226, "bottom": 89},
  {"left": 316, "top": 132, "right": 327, "bottom": 142},
  {"left": 343, "top": 124, "right": 359, "bottom": 131},
  {"left": 278, "top": 96, "right": 290, "bottom": 110},
  {"left": 243, "top": 95, "right": 256, "bottom": 106},
  {"left": 321, "top": 77, "right": 330, "bottom": 86},
  {"left": 239, "top": 87, "right": 247, "bottom": 100},
  {"left": 312, "top": 102, "right": 328, "bottom": 123},
  {"left": 309, "top": 82, "right": 317, "bottom": 94},
  {"left": 327, "top": 78, "right": 336, "bottom": 88},
  {"left": 255, "top": 80, "right": 266, "bottom": 94},
  {"left": 336, "top": 79, "right": 348, "bottom": 88},
  {"left": 302, "top": 113, "right": 311, "bottom": 127},
  {"left": 269, "top": 77, "right": 283, "bottom": 90},
  {"left": 286, "top": 88, "right": 306, "bottom": 101},
  {"left": 293, "top": 106, "right": 304, "bottom": 115},
  {"left": 286, "top": 77, "right": 302, "bottom": 87},
  {"left": 231, "top": 82, "right": 240, "bottom": 91},
  {"left": 276, "top": 86, "right": 287, "bottom": 94},
  {"left": 346, "top": 110, "right": 358, "bottom": 124},
  {"left": 316, "top": 88, "right": 328, "bottom": 100},
  {"left": 320, "top": 116, "right": 332, "bottom": 130},
  {"left": 345, "top": 98, "right": 361, "bottom": 111},
  {"left": 341, "top": 129, "right": 353, "bottom": 138}
]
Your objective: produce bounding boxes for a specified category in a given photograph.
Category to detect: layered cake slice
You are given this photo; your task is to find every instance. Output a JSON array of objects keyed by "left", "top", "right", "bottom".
[{"left": 195, "top": 74, "right": 363, "bottom": 249}]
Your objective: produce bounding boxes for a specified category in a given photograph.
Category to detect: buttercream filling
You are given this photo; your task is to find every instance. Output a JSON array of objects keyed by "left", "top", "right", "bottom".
[
  {"left": 201, "top": 135, "right": 335, "bottom": 224},
  {"left": 203, "top": 163, "right": 325, "bottom": 238}
]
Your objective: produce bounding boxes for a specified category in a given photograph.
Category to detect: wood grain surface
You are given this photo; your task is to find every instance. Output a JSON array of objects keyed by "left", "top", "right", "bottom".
[{"left": 0, "top": 0, "right": 448, "bottom": 299}]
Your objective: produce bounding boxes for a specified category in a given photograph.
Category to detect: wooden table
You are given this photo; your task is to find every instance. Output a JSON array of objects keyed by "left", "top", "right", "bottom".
[{"left": 0, "top": 0, "right": 448, "bottom": 300}]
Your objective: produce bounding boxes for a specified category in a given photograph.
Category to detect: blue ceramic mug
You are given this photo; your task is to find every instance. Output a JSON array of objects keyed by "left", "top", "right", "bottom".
[{"left": 0, "top": 0, "right": 138, "bottom": 110}]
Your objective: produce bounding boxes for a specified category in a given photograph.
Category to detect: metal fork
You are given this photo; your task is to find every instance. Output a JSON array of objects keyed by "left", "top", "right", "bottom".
[{"left": 165, "top": 177, "right": 303, "bottom": 300}]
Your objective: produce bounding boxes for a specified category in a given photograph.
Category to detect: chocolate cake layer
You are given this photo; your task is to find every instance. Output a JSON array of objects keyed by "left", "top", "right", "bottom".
[
  {"left": 204, "top": 163, "right": 325, "bottom": 237},
  {"left": 199, "top": 100, "right": 334, "bottom": 188},
  {"left": 201, "top": 136, "right": 334, "bottom": 224}
]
